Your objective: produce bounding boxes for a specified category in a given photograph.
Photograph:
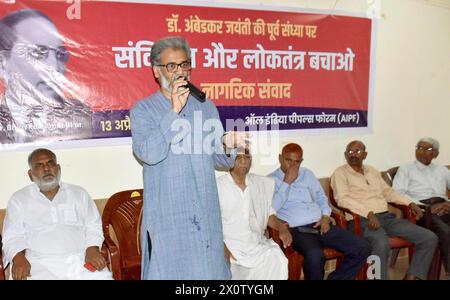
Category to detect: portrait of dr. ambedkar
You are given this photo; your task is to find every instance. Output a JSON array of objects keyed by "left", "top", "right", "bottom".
[{"left": 0, "top": 9, "right": 92, "bottom": 144}]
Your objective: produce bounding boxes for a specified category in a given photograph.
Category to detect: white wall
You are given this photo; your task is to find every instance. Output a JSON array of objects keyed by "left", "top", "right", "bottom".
[{"left": 0, "top": 0, "right": 449, "bottom": 208}]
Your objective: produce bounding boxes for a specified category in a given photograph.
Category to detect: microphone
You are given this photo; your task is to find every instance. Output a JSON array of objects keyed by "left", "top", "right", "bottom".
[
  {"left": 185, "top": 81, "right": 206, "bottom": 102},
  {"left": 176, "top": 75, "right": 206, "bottom": 102}
]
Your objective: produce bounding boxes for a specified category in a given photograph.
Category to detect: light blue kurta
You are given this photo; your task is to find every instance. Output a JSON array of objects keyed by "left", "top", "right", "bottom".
[{"left": 131, "top": 91, "right": 234, "bottom": 279}]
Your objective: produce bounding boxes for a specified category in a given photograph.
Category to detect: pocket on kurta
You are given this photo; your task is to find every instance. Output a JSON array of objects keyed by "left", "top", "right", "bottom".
[{"left": 58, "top": 204, "right": 79, "bottom": 224}]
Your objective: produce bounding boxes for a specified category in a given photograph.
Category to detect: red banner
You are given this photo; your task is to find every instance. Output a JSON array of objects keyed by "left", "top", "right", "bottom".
[{"left": 0, "top": 1, "right": 374, "bottom": 149}]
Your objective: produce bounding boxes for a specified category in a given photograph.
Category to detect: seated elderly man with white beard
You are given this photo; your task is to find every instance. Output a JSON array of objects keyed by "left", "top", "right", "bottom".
[
  {"left": 2, "top": 148, "right": 112, "bottom": 280},
  {"left": 217, "top": 153, "right": 292, "bottom": 280}
]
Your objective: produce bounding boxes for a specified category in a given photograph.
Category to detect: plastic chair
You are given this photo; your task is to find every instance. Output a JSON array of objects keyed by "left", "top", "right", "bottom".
[
  {"left": 268, "top": 211, "right": 346, "bottom": 280},
  {"left": 384, "top": 167, "right": 444, "bottom": 280},
  {"left": 101, "top": 189, "right": 144, "bottom": 280},
  {"left": 328, "top": 182, "right": 416, "bottom": 279}
]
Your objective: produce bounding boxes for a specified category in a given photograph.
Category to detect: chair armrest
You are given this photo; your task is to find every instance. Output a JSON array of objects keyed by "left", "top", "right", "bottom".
[
  {"left": 332, "top": 204, "right": 354, "bottom": 217},
  {"left": 101, "top": 242, "right": 110, "bottom": 265},
  {"left": 389, "top": 203, "right": 416, "bottom": 224},
  {"left": 102, "top": 233, "right": 122, "bottom": 279},
  {"left": 267, "top": 227, "right": 282, "bottom": 245},
  {"left": 330, "top": 204, "right": 363, "bottom": 235},
  {"left": 424, "top": 205, "right": 433, "bottom": 229},
  {"left": 417, "top": 203, "right": 433, "bottom": 229},
  {"left": 349, "top": 213, "right": 363, "bottom": 236},
  {"left": 331, "top": 210, "right": 348, "bottom": 228},
  {"left": 268, "top": 224, "right": 293, "bottom": 257}
]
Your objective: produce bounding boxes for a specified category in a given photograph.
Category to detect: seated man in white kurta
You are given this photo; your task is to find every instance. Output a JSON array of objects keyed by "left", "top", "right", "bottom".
[
  {"left": 217, "top": 153, "right": 292, "bottom": 280},
  {"left": 2, "top": 148, "right": 112, "bottom": 280}
]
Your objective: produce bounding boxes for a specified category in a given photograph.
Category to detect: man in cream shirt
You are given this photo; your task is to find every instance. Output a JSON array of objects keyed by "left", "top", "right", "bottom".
[
  {"left": 217, "top": 153, "right": 291, "bottom": 280},
  {"left": 2, "top": 148, "right": 112, "bottom": 280},
  {"left": 331, "top": 140, "right": 437, "bottom": 280}
]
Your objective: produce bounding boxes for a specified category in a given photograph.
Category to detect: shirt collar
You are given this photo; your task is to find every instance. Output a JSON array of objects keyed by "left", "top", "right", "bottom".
[
  {"left": 31, "top": 181, "right": 64, "bottom": 198},
  {"left": 274, "top": 168, "right": 284, "bottom": 180},
  {"left": 414, "top": 160, "right": 434, "bottom": 170},
  {"left": 344, "top": 164, "right": 369, "bottom": 174},
  {"left": 227, "top": 172, "right": 249, "bottom": 187}
]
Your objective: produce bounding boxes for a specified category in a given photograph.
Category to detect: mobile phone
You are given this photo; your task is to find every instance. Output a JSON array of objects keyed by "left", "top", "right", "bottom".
[
  {"left": 419, "top": 197, "right": 446, "bottom": 205},
  {"left": 296, "top": 227, "right": 320, "bottom": 235}
]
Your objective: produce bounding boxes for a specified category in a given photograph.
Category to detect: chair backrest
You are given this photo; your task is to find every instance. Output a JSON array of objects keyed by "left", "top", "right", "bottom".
[
  {"left": 327, "top": 180, "right": 339, "bottom": 209},
  {"left": 382, "top": 166, "right": 399, "bottom": 186},
  {"left": 102, "top": 189, "right": 144, "bottom": 279},
  {"left": 318, "top": 177, "right": 331, "bottom": 198}
]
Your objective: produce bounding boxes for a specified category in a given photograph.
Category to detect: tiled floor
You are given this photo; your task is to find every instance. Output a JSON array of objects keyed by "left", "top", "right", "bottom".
[
  {"left": 322, "top": 252, "right": 447, "bottom": 280},
  {"left": 390, "top": 254, "right": 447, "bottom": 280},
  {"left": 2, "top": 253, "right": 447, "bottom": 280}
]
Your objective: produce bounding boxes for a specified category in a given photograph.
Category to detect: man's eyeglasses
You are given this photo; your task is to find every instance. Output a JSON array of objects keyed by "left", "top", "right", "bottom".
[
  {"left": 156, "top": 61, "right": 191, "bottom": 73},
  {"left": 416, "top": 146, "right": 434, "bottom": 152},
  {"left": 15, "top": 43, "right": 69, "bottom": 62},
  {"left": 346, "top": 149, "right": 364, "bottom": 155}
]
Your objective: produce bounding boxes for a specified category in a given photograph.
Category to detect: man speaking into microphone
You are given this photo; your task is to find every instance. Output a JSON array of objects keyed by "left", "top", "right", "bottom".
[
  {"left": 131, "top": 36, "right": 248, "bottom": 279},
  {"left": 175, "top": 75, "right": 206, "bottom": 102}
]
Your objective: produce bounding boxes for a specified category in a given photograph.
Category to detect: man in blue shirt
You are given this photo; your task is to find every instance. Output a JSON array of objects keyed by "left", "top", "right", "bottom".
[{"left": 269, "top": 143, "right": 371, "bottom": 280}]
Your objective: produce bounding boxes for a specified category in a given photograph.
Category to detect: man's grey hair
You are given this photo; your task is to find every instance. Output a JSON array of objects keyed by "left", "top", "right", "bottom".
[
  {"left": 28, "top": 148, "right": 57, "bottom": 168},
  {"left": 150, "top": 36, "right": 191, "bottom": 65},
  {"left": 0, "top": 9, "right": 53, "bottom": 57},
  {"left": 346, "top": 140, "right": 366, "bottom": 151},
  {"left": 417, "top": 137, "right": 440, "bottom": 151}
]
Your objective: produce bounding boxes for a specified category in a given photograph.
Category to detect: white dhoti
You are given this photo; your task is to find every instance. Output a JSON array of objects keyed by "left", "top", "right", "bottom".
[
  {"left": 218, "top": 173, "right": 288, "bottom": 280},
  {"left": 230, "top": 243, "right": 288, "bottom": 280},
  {"left": 11, "top": 253, "right": 113, "bottom": 280}
]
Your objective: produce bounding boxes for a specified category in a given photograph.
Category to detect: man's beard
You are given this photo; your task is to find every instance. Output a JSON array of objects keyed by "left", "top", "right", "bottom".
[
  {"left": 159, "top": 73, "right": 190, "bottom": 94},
  {"left": 32, "top": 172, "right": 61, "bottom": 192},
  {"left": 159, "top": 74, "right": 173, "bottom": 93}
]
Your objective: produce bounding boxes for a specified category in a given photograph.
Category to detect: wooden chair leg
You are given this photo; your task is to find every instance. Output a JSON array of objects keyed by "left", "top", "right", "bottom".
[
  {"left": 288, "top": 252, "right": 304, "bottom": 280},
  {"left": 335, "top": 257, "right": 342, "bottom": 269},
  {"left": 390, "top": 248, "right": 401, "bottom": 267},
  {"left": 356, "top": 263, "right": 369, "bottom": 280},
  {"left": 427, "top": 247, "right": 442, "bottom": 280},
  {"left": 407, "top": 245, "right": 414, "bottom": 264}
]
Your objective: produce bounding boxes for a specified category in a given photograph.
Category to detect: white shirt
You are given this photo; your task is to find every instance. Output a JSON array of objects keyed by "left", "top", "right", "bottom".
[
  {"left": 217, "top": 173, "right": 277, "bottom": 268},
  {"left": 393, "top": 161, "right": 450, "bottom": 203},
  {"left": 2, "top": 182, "right": 104, "bottom": 263}
]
